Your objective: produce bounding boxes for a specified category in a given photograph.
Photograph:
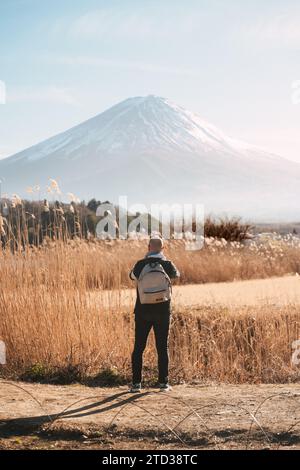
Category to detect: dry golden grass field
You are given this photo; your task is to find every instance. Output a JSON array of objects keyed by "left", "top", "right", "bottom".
[
  {"left": 1, "top": 239, "right": 300, "bottom": 449},
  {"left": 1, "top": 239, "right": 300, "bottom": 384}
]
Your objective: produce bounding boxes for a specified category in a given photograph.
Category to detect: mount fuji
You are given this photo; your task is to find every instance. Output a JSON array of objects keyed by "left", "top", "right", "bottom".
[{"left": 1, "top": 95, "right": 300, "bottom": 220}]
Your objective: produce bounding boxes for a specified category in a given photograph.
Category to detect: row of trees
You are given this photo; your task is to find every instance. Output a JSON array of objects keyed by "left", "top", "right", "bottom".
[
  {"left": 0, "top": 196, "right": 165, "bottom": 251},
  {"left": 0, "top": 198, "right": 103, "bottom": 250}
]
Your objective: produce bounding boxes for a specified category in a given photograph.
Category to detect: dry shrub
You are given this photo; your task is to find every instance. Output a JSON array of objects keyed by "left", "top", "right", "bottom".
[{"left": 204, "top": 216, "right": 252, "bottom": 241}]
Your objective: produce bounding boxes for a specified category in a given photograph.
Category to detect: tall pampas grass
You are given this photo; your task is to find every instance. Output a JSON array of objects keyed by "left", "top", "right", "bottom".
[{"left": 1, "top": 241, "right": 300, "bottom": 384}]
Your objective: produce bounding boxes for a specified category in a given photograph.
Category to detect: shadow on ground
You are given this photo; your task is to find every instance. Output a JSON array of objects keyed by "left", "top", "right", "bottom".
[{"left": 1, "top": 390, "right": 300, "bottom": 449}]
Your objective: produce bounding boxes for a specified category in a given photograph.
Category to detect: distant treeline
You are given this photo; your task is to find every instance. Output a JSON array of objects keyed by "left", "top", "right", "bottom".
[
  {"left": 0, "top": 195, "right": 255, "bottom": 251},
  {"left": 0, "top": 197, "right": 165, "bottom": 250},
  {"left": 0, "top": 198, "right": 111, "bottom": 250}
]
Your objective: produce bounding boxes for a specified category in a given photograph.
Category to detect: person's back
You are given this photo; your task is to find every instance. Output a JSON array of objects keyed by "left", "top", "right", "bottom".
[{"left": 129, "top": 237, "right": 180, "bottom": 392}]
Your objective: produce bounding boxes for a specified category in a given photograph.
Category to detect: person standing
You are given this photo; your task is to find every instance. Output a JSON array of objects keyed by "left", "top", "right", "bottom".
[{"left": 129, "top": 237, "right": 180, "bottom": 392}]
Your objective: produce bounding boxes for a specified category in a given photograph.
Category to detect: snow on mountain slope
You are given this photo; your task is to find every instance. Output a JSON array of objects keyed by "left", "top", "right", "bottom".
[
  {"left": 0, "top": 95, "right": 300, "bottom": 220},
  {"left": 4, "top": 95, "right": 282, "bottom": 163}
]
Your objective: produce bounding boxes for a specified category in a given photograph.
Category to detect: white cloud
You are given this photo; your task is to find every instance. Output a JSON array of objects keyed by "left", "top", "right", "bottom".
[{"left": 7, "top": 86, "right": 78, "bottom": 105}]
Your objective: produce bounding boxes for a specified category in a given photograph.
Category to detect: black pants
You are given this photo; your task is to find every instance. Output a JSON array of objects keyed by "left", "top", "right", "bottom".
[{"left": 132, "top": 313, "right": 170, "bottom": 384}]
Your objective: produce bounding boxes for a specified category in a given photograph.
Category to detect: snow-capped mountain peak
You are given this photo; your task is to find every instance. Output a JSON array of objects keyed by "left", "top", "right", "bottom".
[{"left": 11, "top": 95, "right": 268, "bottom": 163}]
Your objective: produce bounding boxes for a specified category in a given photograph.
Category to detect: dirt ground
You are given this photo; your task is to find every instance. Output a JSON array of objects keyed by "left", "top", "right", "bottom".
[{"left": 1, "top": 380, "right": 300, "bottom": 450}]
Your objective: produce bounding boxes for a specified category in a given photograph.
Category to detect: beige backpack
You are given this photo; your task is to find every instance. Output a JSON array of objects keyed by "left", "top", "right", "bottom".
[{"left": 138, "top": 262, "right": 172, "bottom": 304}]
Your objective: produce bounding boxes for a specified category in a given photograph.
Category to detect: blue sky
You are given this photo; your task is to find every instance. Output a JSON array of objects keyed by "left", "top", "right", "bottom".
[{"left": 0, "top": 0, "right": 300, "bottom": 161}]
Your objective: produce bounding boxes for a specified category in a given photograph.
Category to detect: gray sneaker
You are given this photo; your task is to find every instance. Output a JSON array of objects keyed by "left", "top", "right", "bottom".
[
  {"left": 159, "top": 383, "right": 172, "bottom": 392},
  {"left": 130, "top": 383, "right": 142, "bottom": 393}
]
